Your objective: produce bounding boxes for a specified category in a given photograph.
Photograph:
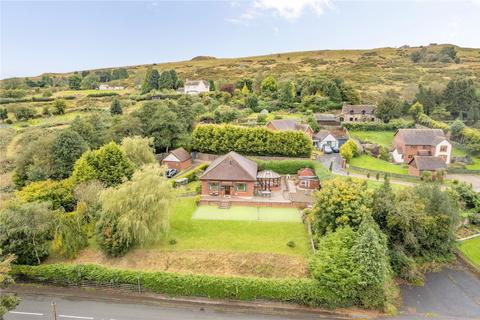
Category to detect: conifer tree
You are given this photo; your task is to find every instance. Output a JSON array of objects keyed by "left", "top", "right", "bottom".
[{"left": 110, "top": 98, "right": 123, "bottom": 115}]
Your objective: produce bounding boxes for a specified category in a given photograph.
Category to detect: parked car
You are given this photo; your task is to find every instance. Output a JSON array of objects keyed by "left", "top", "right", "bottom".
[
  {"left": 324, "top": 145, "right": 333, "bottom": 154},
  {"left": 331, "top": 146, "right": 339, "bottom": 153},
  {"left": 166, "top": 168, "right": 178, "bottom": 178}
]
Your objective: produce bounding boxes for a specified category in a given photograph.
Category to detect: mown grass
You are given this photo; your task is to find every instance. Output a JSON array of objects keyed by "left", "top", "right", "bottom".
[
  {"left": 153, "top": 198, "right": 311, "bottom": 257},
  {"left": 350, "top": 130, "right": 394, "bottom": 148},
  {"left": 350, "top": 155, "right": 409, "bottom": 175},
  {"left": 458, "top": 237, "right": 480, "bottom": 267}
]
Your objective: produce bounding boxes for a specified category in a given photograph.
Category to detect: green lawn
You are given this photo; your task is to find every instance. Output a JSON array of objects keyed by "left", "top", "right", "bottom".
[
  {"left": 458, "top": 236, "right": 480, "bottom": 267},
  {"left": 350, "top": 155, "right": 409, "bottom": 175},
  {"left": 193, "top": 206, "right": 302, "bottom": 222},
  {"left": 154, "top": 198, "right": 311, "bottom": 257},
  {"left": 54, "top": 89, "right": 130, "bottom": 97},
  {"left": 350, "top": 130, "right": 394, "bottom": 148}
]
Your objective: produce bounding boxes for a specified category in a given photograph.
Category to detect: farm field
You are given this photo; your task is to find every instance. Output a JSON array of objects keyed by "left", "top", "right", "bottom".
[
  {"left": 350, "top": 130, "right": 394, "bottom": 148},
  {"left": 458, "top": 237, "right": 480, "bottom": 267},
  {"left": 350, "top": 154, "right": 409, "bottom": 175}
]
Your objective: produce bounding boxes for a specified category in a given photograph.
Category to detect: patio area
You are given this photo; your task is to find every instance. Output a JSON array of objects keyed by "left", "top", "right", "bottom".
[{"left": 192, "top": 206, "right": 302, "bottom": 222}]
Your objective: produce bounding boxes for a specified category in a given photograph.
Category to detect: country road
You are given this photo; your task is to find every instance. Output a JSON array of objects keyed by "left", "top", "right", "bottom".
[{"left": 3, "top": 293, "right": 342, "bottom": 320}]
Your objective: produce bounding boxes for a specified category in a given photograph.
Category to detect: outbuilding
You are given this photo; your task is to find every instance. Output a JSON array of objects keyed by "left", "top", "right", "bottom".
[{"left": 161, "top": 147, "right": 193, "bottom": 171}]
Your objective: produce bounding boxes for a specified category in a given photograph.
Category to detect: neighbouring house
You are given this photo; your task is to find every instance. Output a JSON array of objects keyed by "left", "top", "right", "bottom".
[
  {"left": 200, "top": 151, "right": 258, "bottom": 197},
  {"left": 161, "top": 147, "right": 193, "bottom": 171},
  {"left": 266, "top": 119, "right": 314, "bottom": 139},
  {"left": 297, "top": 168, "right": 320, "bottom": 189},
  {"left": 314, "top": 113, "right": 341, "bottom": 127},
  {"left": 313, "top": 127, "right": 349, "bottom": 150},
  {"left": 98, "top": 84, "right": 125, "bottom": 90},
  {"left": 339, "top": 104, "right": 377, "bottom": 122},
  {"left": 392, "top": 129, "right": 451, "bottom": 164},
  {"left": 184, "top": 80, "right": 210, "bottom": 94},
  {"left": 408, "top": 156, "right": 448, "bottom": 177}
]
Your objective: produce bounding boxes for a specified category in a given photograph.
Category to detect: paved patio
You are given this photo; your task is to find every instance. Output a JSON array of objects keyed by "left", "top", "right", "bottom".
[{"left": 192, "top": 206, "right": 302, "bottom": 222}]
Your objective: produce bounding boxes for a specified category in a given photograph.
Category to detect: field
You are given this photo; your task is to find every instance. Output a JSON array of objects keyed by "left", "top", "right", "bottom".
[
  {"left": 350, "top": 130, "right": 394, "bottom": 148},
  {"left": 350, "top": 154, "right": 409, "bottom": 175},
  {"left": 458, "top": 237, "right": 480, "bottom": 267},
  {"left": 49, "top": 198, "right": 311, "bottom": 278}
]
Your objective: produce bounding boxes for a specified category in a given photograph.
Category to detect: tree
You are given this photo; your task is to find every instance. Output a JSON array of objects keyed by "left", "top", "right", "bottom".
[
  {"left": 96, "top": 165, "right": 176, "bottom": 255},
  {"left": 80, "top": 74, "right": 99, "bottom": 90},
  {"left": 219, "top": 83, "right": 234, "bottom": 95},
  {"left": 213, "top": 105, "right": 239, "bottom": 123},
  {"left": 241, "top": 84, "right": 250, "bottom": 95},
  {"left": 95, "top": 70, "right": 112, "bottom": 83},
  {"left": 416, "top": 84, "right": 440, "bottom": 115},
  {"left": 0, "top": 108, "right": 8, "bottom": 122},
  {"left": 52, "top": 99, "right": 66, "bottom": 115},
  {"left": 158, "top": 70, "right": 178, "bottom": 90},
  {"left": 351, "top": 214, "right": 391, "bottom": 309},
  {"left": 72, "top": 142, "right": 134, "bottom": 187},
  {"left": 0, "top": 202, "right": 54, "bottom": 265},
  {"left": 208, "top": 79, "right": 216, "bottom": 91},
  {"left": 305, "top": 115, "right": 319, "bottom": 132},
  {"left": 70, "top": 115, "right": 105, "bottom": 149},
  {"left": 52, "top": 129, "right": 89, "bottom": 179},
  {"left": 280, "top": 81, "right": 296, "bottom": 103},
  {"left": 0, "top": 250, "right": 20, "bottom": 318},
  {"left": 340, "top": 139, "right": 358, "bottom": 162},
  {"left": 14, "top": 106, "right": 36, "bottom": 121},
  {"left": 111, "top": 68, "right": 129, "bottom": 80},
  {"left": 371, "top": 178, "right": 396, "bottom": 230},
  {"left": 408, "top": 102, "right": 424, "bottom": 121},
  {"left": 244, "top": 95, "right": 258, "bottom": 110},
  {"left": 52, "top": 210, "right": 88, "bottom": 258},
  {"left": 450, "top": 119, "right": 466, "bottom": 141},
  {"left": 311, "top": 177, "right": 372, "bottom": 236},
  {"left": 375, "top": 96, "right": 402, "bottom": 122},
  {"left": 68, "top": 74, "right": 82, "bottom": 90},
  {"left": 442, "top": 79, "right": 479, "bottom": 120},
  {"left": 110, "top": 98, "right": 123, "bottom": 115},
  {"left": 15, "top": 179, "right": 76, "bottom": 212},
  {"left": 261, "top": 76, "right": 278, "bottom": 94},
  {"left": 108, "top": 115, "right": 143, "bottom": 143},
  {"left": 236, "top": 78, "right": 254, "bottom": 92},
  {"left": 141, "top": 68, "right": 160, "bottom": 93},
  {"left": 120, "top": 136, "right": 156, "bottom": 168}
]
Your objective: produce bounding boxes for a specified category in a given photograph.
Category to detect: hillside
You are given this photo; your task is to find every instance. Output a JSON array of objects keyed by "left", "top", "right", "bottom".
[{"left": 3, "top": 44, "right": 480, "bottom": 102}]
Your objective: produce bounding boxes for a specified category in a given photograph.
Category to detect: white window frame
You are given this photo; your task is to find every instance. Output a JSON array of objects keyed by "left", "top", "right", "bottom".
[{"left": 235, "top": 183, "right": 247, "bottom": 192}]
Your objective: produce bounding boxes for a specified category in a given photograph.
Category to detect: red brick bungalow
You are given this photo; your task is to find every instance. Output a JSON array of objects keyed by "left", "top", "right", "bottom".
[
  {"left": 161, "top": 147, "right": 192, "bottom": 171},
  {"left": 297, "top": 168, "right": 320, "bottom": 189},
  {"left": 408, "top": 155, "right": 448, "bottom": 178},
  {"left": 200, "top": 151, "right": 257, "bottom": 197}
]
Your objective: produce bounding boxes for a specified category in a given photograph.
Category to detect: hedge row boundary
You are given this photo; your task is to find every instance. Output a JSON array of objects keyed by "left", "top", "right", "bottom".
[{"left": 12, "top": 264, "right": 332, "bottom": 307}]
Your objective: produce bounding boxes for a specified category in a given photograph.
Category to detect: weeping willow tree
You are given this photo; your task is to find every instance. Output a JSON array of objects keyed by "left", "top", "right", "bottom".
[
  {"left": 0, "top": 250, "right": 20, "bottom": 317},
  {"left": 97, "top": 164, "right": 176, "bottom": 254},
  {"left": 120, "top": 136, "right": 157, "bottom": 168}
]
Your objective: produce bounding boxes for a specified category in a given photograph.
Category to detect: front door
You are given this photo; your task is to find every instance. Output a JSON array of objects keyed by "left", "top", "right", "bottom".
[{"left": 224, "top": 186, "right": 231, "bottom": 196}]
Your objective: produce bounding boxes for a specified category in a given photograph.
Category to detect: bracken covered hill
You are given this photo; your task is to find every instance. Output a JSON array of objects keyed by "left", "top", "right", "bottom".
[{"left": 4, "top": 44, "right": 480, "bottom": 102}]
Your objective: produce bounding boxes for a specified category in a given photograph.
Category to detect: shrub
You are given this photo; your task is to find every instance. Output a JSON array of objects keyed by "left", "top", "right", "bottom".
[
  {"left": 417, "top": 114, "right": 449, "bottom": 131},
  {"left": 15, "top": 179, "right": 76, "bottom": 212},
  {"left": 256, "top": 159, "right": 314, "bottom": 174},
  {"left": 87, "top": 92, "right": 119, "bottom": 98},
  {"left": 286, "top": 240, "right": 296, "bottom": 248}
]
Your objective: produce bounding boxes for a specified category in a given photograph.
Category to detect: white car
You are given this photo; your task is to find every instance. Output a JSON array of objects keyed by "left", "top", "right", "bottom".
[{"left": 324, "top": 146, "right": 333, "bottom": 154}]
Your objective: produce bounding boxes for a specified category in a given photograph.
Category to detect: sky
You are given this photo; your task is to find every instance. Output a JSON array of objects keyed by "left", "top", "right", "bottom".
[{"left": 1, "top": 0, "right": 480, "bottom": 79}]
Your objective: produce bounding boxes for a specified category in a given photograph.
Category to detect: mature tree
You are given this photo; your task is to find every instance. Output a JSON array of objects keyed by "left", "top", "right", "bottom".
[
  {"left": 95, "top": 70, "right": 112, "bottom": 83},
  {"left": 111, "top": 68, "right": 129, "bottom": 80},
  {"left": 72, "top": 142, "right": 134, "bottom": 187},
  {"left": 52, "top": 99, "right": 66, "bottom": 115},
  {"left": 80, "top": 74, "right": 99, "bottom": 90},
  {"left": 141, "top": 68, "right": 160, "bottom": 93},
  {"left": 219, "top": 83, "right": 235, "bottom": 95},
  {"left": 371, "top": 179, "right": 396, "bottom": 230},
  {"left": 0, "top": 108, "right": 8, "bottom": 122},
  {"left": 309, "top": 227, "right": 360, "bottom": 306},
  {"left": 108, "top": 115, "right": 143, "bottom": 143},
  {"left": 68, "top": 74, "right": 82, "bottom": 90},
  {"left": 52, "top": 210, "right": 88, "bottom": 258},
  {"left": 352, "top": 214, "right": 391, "bottom": 309},
  {"left": 158, "top": 70, "right": 178, "bottom": 90},
  {"left": 0, "top": 202, "right": 54, "bottom": 265},
  {"left": 339, "top": 139, "right": 358, "bottom": 163},
  {"left": 70, "top": 115, "right": 107, "bottom": 149},
  {"left": 52, "top": 129, "right": 88, "bottom": 179},
  {"left": 244, "top": 94, "right": 259, "bottom": 110},
  {"left": 311, "top": 177, "right": 372, "bottom": 236},
  {"left": 134, "top": 101, "right": 189, "bottom": 152},
  {"left": 213, "top": 105, "right": 239, "bottom": 123},
  {"left": 415, "top": 84, "right": 440, "bottom": 115},
  {"left": 375, "top": 96, "right": 402, "bottom": 122},
  {"left": 96, "top": 165, "right": 176, "bottom": 255},
  {"left": 280, "top": 81, "right": 296, "bottom": 103},
  {"left": 236, "top": 78, "right": 254, "bottom": 92},
  {"left": 208, "top": 79, "right": 216, "bottom": 91},
  {"left": 120, "top": 136, "right": 156, "bottom": 168},
  {"left": 261, "top": 76, "right": 278, "bottom": 94},
  {"left": 442, "top": 79, "right": 479, "bottom": 120},
  {"left": 0, "top": 250, "right": 20, "bottom": 318},
  {"left": 450, "top": 119, "right": 466, "bottom": 141},
  {"left": 408, "top": 102, "right": 424, "bottom": 121},
  {"left": 110, "top": 98, "right": 123, "bottom": 115}
]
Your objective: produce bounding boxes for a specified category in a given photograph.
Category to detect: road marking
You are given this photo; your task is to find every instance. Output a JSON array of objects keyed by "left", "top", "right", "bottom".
[
  {"left": 59, "top": 315, "right": 94, "bottom": 320},
  {"left": 9, "top": 311, "right": 44, "bottom": 316}
]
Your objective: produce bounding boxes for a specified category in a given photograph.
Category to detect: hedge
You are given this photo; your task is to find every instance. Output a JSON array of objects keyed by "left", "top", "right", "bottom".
[
  {"left": 87, "top": 92, "right": 119, "bottom": 98},
  {"left": 175, "top": 163, "right": 209, "bottom": 182},
  {"left": 417, "top": 114, "right": 450, "bottom": 131},
  {"left": 192, "top": 124, "right": 313, "bottom": 157},
  {"left": 12, "top": 264, "right": 331, "bottom": 307},
  {"left": 341, "top": 119, "right": 414, "bottom": 131},
  {"left": 256, "top": 159, "right": 315, "bottom": 174}
]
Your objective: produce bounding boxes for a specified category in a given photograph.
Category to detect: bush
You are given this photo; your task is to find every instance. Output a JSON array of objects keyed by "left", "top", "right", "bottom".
[
  {"left": 12, "top": 264, "right": 331, "bottom": 307},
  {"left": 256, "top": 159, "right": 314, "bottom": 174},
  {"left": 87, "top": 92, "right": 119, "bottom": 98},
  {"left": 417, "top": 114, "right": 449, "bottom": 131},
  {"left": 175, "top": 163, "right": 208, "bottom": 182}
]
